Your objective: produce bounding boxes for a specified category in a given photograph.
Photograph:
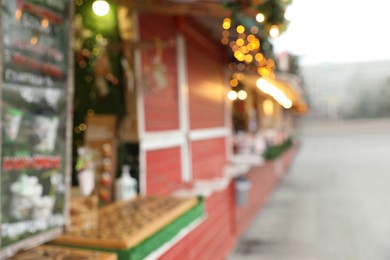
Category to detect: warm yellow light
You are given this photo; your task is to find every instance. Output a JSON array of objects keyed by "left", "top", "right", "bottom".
[
  {"left": 230, "top": 78, "right": 238, "bottom": 87},
  {"left": 237, "top": 90, "right": 248, "bottom": 100},
  {"left": 236, "top": 38, "right": 245, "bottom": 47},
  {"left": 259, "top": 59, "right": 267, "bottom": 67},
  {"left": 235, "top": 73, "right": 245, "bottom": 81},
  {"left": 247, "top": 34, "right": 256, "bottom": 42},
  {"left": 15, "top": 9, "right": 22, "bottom": 20},
  {"left": 266, "top": 59, "right": 275, "bottom": 68},
  {"left": 253, "top": 39, "right": 260, "bottom": 49},
  {"left": 41, "top": 18, "right": 49, "bottom": 28},
  {"left": 236, "top": 25, "right": 245, "bottom": 34},
  {"left": 244, "top": 54, "right": 253, "bottom": 63},
  {"left": 30, "top": 36, "right": 38, "bottom": 45},
  {"left": 240, "top": 46, "right": 249, "bottom": 54},
  {"left": 223, "top": 21, "right": 231, "bottom": 30},
  {"left": 255, "top": 53, "right": 264, "bottom": 62},
  {"left": 92, "top": 0, "right": 110, "bottom": 16},
  {"left": 269, "top": 25, "right": 280, "bottom": 38},
  {"left": 228, "top": 90, "right": 238, "bottom": 101},
  {"left": 223, "top": 18, "right": 231, "bottom": 30},
  {"left": 256, "top": 78, "right": 293, "bottom": 109},
  {"left": 256, "top": 13, "right": 265, "bottom": 23},
  {"left": 258, "top": 67, "right": 270, "bottom": 76},
  {"left": 263, "top": 100, "right": 274, "bottom": 116},
  {"left": 234, "top": 51, "right": 245, "bottom": 61}
]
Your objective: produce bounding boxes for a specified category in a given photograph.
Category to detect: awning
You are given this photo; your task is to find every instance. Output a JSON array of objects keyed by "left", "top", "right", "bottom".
[
  {"left": 265, "top": 73, "right": 308, "bottom": 115},
  {"left": 243, "top": 73, "right": 308, "bottom": 115}
]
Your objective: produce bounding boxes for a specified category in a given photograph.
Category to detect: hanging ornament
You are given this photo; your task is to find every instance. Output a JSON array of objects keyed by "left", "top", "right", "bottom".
[
  {"left": 143, "top": 38, "right": 168, "bottom": 92},
  {"left": 93, "top": 47, "right": 119, "bottom": 97},
  {"left": 151, "top": 38, "right": 168, "bottom": 90}
]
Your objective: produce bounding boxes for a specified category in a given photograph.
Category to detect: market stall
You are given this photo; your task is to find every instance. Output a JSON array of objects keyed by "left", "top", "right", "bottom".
[{"left": 51, "top": 196, "right": 204, "bottom": 260}]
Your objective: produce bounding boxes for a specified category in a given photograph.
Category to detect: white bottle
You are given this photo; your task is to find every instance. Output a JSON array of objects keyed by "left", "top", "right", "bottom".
[{"left": 115, "top": 165, "right": 137, "bottom": 201}]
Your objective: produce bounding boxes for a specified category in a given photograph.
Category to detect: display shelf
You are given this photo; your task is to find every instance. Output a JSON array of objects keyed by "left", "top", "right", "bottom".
[{"left": 51, "top": 196, "right": 204, "bottom": 260}]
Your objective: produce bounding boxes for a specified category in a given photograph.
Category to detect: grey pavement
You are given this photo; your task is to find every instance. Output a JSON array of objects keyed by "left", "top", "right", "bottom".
[{"left": 228, "top": 119, "right": 390, "bottom": 260}]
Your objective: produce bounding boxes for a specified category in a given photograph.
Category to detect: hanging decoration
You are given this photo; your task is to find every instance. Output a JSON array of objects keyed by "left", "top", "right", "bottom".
[
  {"left": 143, "top": 38, "right": 169, "bottom": 92},
  {"left": 73, "top": 0, "right": 125, "bottom": 186}
]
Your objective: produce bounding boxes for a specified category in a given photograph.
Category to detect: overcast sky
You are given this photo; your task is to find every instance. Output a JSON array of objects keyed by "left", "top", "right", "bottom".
[{"left": 272, "top": 0, "right": 390, "bottom": 65}]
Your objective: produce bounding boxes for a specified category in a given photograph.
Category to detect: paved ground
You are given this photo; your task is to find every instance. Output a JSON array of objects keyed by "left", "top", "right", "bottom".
[{"left": 228, "top": 119, "right": 390, "bottom": 260}]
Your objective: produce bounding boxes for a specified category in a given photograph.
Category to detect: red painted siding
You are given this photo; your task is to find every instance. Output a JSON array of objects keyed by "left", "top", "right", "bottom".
[
  {"left": 191, "top": 138, "right": 226, "bottom": 180},
  {"left": 139, "top": 14, "right": 179, "bottom": 132},
  {"left": 145, "top": 147, "right": 183, "bottom": 195},
  {"left": 187, "top": 43, "right": 226, "bottom": 129},
  {"left": 160, "top": 186, "right": 236, "bottom": 260}
]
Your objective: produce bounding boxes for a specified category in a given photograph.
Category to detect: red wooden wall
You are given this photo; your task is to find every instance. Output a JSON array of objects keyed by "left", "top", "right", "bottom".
[
  {"left": 186, "top": 37, "right": 226, "bottom": 130},
  {"left": 191, "top": 138, "right": 226, "bottom": 180},
  {"left": 145, "top": 147, "right": 184, "bottom": 195},
  {"left": 139, "top": 14, "right": 179, "bottom": 132},
  {"left": 160, "top": 186, "right": 236, "bottom": 260},
  {"left": 183, "top": 18, "right": 228, "bottom": 181}
]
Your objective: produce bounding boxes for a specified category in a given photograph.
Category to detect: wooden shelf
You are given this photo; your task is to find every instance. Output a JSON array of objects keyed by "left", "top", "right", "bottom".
[{"left": 52, "top": 196, "right": 198, "bottom": 250}]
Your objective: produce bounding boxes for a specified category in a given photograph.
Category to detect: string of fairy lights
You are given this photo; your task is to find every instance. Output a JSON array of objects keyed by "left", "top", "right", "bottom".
[{"left": 221, "top": 0, "right": 292, "bottom": 101}]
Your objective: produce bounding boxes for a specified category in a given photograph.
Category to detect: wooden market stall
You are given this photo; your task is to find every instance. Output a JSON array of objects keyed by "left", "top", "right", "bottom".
[{"left": 1, "top": 0, "right": 306, "bottom": 259}]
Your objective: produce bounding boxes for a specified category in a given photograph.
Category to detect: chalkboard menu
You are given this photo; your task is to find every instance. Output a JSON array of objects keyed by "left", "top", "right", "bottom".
[{"left": 0, "top": 0, "right": 72, "bottom": 257}]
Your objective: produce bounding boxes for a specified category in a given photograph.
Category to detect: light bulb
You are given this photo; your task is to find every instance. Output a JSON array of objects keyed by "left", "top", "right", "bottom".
[
  {"left": 237, "top": 90, "right": 248, "bottom": 100},
  {"left": 92, "top": 0, "right": 110, "bottom": 16},
  {"left": 228, "top": 90, "right": 238, "bottom": 101},
  {"left": 236, "top": 25, "right": 245, "bottom": 34},
  {"left": 269, "top": 25, "right": 280, "bottom": 38},
  {"left": 256, "top": 13, "right": 265, "bottom": 23}
]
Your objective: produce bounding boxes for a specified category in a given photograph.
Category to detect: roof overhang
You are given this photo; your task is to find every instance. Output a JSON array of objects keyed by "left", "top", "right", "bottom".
[{"left": 243, "top": 73, "right": 308, "bottom": 115}]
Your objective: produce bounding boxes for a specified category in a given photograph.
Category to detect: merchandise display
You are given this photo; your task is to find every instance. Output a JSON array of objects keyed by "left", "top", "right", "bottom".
[{"left": 52, "top": 196, "right": 204, "bottom": 260}]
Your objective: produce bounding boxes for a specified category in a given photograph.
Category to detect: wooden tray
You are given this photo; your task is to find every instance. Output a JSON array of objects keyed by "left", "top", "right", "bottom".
[
  {"left": 10, "top": 245, "right": 116, "bottom": 260},
  {"left": 52, "top": 196, "right": 198, "bottom": 250}
]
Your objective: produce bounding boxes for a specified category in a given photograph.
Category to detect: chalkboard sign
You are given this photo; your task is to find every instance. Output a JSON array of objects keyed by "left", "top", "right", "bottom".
[{"left": 0, "top": 0, "right": 72, "bottom": 257}]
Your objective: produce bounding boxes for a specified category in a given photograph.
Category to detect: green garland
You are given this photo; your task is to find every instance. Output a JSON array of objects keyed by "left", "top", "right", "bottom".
[
  {"left": 72, "top": 0, "right": 126, "bottom": 185},
  {"left": 263, "top": 138, "right": 293, "bottom": 160},
  {"left": 221, "top": 0, "right": 292, "bottom": 75},
  {"left": 222, "top": 0, "right": 292, "bottom": 31}
]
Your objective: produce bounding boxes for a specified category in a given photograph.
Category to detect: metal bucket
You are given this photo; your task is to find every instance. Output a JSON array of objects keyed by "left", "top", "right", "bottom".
[{"left": 234, "top": 176, "right": 251, "bottom": 207}]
